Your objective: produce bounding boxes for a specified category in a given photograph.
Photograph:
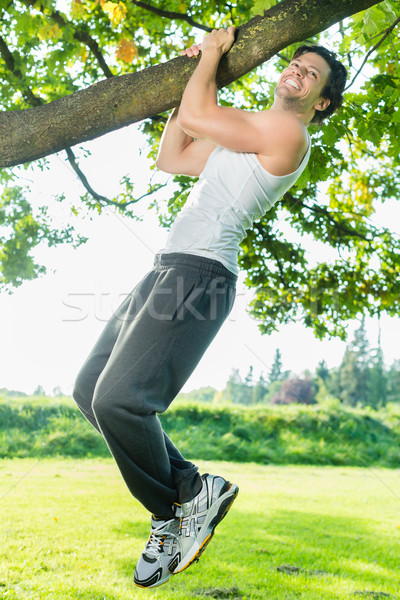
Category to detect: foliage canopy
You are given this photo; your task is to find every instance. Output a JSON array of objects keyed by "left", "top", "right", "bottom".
[{"left": 0, "top": 0, "right": 399, "bottom": 339}]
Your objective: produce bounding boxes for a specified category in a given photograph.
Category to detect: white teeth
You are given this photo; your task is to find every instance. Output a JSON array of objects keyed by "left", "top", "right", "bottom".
[{"left": 285, "top": 79, "right": 300, "bottom": 90}]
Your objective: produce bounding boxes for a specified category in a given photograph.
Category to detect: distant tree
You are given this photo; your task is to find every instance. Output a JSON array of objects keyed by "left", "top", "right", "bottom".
[
  {"left": 313, "top": 360, "right": 330, "bottom": 401},
  {"left": 324, "top": 365, "right": 341, "bottom": 399},
  {"left": 338, "top": 348, "right": 361, "bottom": 406},
  {"left": 316, "top": 360, "right": 330, "bottom": 382},
  {"left": 224, "top": 368, "right": 241, "bottom": 402},
  {"left": 352, "top": 318, "right": 370, "bottom": 370},
  {"left": 271, "top": 377, "right": 316, "bottom": 405},
  {"left": 178, "top": 386, "right": 217, "bottom": 403},
  {"left": 264, "top": 379, "right": 285, "bottom": 404},
  {"left": 314, "top": 378, "right": 341, "bottom": 406},
  {"left": 193, "top": 387, "right": 217, "bottom": 403},
  {"left": 33, "top": 385, "right": 46, "bottom": 396},
  {"left": 0, "top": 387, "right": 27, "bottom": 398},
  {"left": 252, "top": 372, "right": 268, "bottom": 404},
  {"left": 269, "top": 349, "right": 282, "bottom": 383},
  {"left": 338, "top": 319, "right": 370, "bottom": 406},
  {"left": 244, "top": 366, "right": 254, "bottom": 387},
  {"left": 387, "top": 360, "right": 400, "bottom": 404},
  {"left": 268, "top": 349, "right": 290, "bottom": 384},
  {"left": 368, "top": 326, "right": 387, "bottom": 407},
  {"left": 223, "top": 368, "right": 253, "bottom": 404}
]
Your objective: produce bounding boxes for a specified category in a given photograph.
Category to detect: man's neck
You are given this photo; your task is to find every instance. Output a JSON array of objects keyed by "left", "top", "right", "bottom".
[{"left": 270, "top": 99, "right": 313, "bottom": 127}]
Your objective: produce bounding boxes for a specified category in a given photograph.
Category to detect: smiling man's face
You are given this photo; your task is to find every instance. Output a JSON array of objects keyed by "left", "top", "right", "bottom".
[{"left": 274, "top": 52, "right": 332, "bottom": 118}]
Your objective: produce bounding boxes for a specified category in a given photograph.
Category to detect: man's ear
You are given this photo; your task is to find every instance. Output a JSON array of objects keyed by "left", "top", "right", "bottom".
[{"left": 314, "top": 97, "right": 330, "bottom": 113}]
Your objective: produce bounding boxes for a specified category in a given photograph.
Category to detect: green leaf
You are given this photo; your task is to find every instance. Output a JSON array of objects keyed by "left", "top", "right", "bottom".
[{"left": 251, "top": 0, "right": 276, "bottom": 17}]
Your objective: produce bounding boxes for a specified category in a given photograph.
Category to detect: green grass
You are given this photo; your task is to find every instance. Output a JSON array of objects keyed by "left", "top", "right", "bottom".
[{"left": 1, "top": 459, "right": 399, "bottom": 599}]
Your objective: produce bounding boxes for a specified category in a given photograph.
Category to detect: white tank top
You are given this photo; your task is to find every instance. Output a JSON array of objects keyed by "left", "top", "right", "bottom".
[{"left": 162, "top": 136, "right": 311, "bottom": 275}]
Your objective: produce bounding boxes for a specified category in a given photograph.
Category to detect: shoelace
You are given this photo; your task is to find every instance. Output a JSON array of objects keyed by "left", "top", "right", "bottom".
[{"left": 145, "top": 520, "right": 179, "bottom": 558}]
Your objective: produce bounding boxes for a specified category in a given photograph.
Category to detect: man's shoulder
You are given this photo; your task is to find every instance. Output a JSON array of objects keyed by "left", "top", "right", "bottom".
[
  {"left": 257, "top": 109, "right": 307, "bottom": 144},
  {"left": 255, "top": 110, "right": 309, "bottom": 175}
]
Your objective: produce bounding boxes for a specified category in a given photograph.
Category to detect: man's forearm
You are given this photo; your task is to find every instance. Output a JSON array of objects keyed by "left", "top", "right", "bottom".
[
  {"left": 177, "top": 28, "right": 235, "bottom": 135},
  {"left": 179, "top": 49, "right": 221, "bottom": 125}
]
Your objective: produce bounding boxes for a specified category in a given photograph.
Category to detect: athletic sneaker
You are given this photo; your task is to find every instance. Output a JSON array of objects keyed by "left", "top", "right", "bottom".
[
  {"left": 134, "top": 516, "right": 181, "bottom": 588},
  {"left": 171, "top": 473, "right": 239, "bottom": 574}
]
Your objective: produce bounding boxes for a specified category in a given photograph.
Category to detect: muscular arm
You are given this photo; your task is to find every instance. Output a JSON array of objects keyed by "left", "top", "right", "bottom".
[
  {"left": 155, "top": 107, "right": 215, "bottom": 176},
  {"left": 177, "top": 29, "right": 308, "bottom": 175},
  {"left": 157, "top": 29, "right": 308, "bottom": 178}
]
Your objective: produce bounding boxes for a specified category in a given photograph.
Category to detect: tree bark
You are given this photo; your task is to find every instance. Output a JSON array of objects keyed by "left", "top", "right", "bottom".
[{"left": 0, "top": 0, "right": 381, "bottom": 168}]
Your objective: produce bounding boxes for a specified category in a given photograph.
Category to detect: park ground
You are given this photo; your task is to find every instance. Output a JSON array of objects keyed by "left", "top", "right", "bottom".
[{"left": 1, "top": 459, "right": 399, "bottom": 600}]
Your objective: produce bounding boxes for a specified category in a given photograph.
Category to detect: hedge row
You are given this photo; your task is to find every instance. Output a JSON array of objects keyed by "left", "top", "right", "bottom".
[{"left": 1, "top": 395, "right": 399, "bottom": 467}]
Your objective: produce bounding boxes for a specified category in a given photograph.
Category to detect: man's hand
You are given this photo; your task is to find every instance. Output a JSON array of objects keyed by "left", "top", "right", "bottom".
[
  {"left": 181, "top": 27, "right": 235, "bottom": 59},
  {"left": 202, "top": 27, "right": 235, "bottom": 56},
  {"left": 181, "top": 43, "right": 202, "bottom": 58}
]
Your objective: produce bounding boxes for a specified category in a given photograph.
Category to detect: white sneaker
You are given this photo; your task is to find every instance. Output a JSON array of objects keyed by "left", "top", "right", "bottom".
[
  {"left": 134, "top": 516, "right": 181, "bottom": 588},
  {"left": 171, "top": 473, "right": 239, "bottom": 574}
]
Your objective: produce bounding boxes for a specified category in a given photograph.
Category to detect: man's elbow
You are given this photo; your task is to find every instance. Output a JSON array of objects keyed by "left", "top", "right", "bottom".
[
  {"left": 155, "top": 157, "right": 174, "bottom": 173},
  {"left": 177, "top": 111, "right": 201, "bottom": 137}
]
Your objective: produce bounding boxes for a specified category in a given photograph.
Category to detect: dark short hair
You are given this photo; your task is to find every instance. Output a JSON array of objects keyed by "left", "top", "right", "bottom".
[{"left": 292, "top": 45, "right": 347, "bottom": 125}]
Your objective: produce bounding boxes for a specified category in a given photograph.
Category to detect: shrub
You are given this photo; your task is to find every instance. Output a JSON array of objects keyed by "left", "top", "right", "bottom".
[{"left": 0, "top": 395, "right": 399, "bottom": 467}]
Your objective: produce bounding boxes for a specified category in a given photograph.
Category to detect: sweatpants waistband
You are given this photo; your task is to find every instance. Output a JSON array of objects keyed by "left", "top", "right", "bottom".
[{"left": 154, "top": 252, "right": 237, "bottom": 285}]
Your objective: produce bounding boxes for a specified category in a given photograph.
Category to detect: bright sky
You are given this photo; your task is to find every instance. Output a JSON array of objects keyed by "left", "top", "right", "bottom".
[{"left": 0, "top": 120, "right": 399, "bottom": 397}]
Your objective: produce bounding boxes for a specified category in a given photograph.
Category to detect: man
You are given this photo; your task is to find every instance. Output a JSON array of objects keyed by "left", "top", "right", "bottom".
[{"left": 73, "top": 27, "right": 346, "bottom": 589}]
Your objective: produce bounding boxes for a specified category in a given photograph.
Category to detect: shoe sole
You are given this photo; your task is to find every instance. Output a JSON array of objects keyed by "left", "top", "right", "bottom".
[
  {"left": 172, "top": 482, "right": 239, "bottom": 574},
  {"left": 134, "top": 575, "right": 171, "bottom": 589},
  {"left": 134, "top": 570, "right": 173, "bottom": 589}
]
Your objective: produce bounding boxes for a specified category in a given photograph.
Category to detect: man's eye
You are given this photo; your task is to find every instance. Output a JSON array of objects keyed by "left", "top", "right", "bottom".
[{"left": 310, "top": 72, "right": 317, "bottom": 78}]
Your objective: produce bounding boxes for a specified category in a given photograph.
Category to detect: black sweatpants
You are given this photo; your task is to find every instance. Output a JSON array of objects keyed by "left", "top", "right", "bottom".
[{"left": 73, "top": 252, "right": 237, "bottom": 518}]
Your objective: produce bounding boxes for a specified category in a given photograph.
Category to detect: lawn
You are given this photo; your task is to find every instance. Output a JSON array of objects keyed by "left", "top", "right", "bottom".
[{"left": 0, "top": 459, "right": 399, "bottom": 599}]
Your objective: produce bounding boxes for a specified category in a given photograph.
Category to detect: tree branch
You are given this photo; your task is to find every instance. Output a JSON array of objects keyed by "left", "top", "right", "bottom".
[
  {"left": 338, "top": 19, "right": 353, "bottom": 70},
  {"left": 271, "top": 248, "right": 287, "bottom": 286},
  {"left": 134, "top": 182, "right": 168, "bottom": 203},
  {"left": 0, "top": 35, "right": 43, "bottom": 106},
  {"left": 0, "top": 31, "right": 115, "bottom": 204},
  {"left": 285, "top": 193, "right": 369, "bottom": 241},
  {"left": 130, "top": 0, "right": 213, "bottom": 32},
  {"left": 345, "top": 15, "right": 400, "bottom": 90},
  {"left": 0, "top": 0, "right": 383, "bottom": 168},
  {"left": 277, "top": 52, "right": 291, "bottom": 63},
  {"left": 21, "top": 0, "right": 114, "bottom": 79},
  {"left": 64, "top": 147, "right": 113, "bottom": 203}
]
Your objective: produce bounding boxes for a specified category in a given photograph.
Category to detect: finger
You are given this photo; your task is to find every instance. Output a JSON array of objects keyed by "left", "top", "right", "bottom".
[{"left": 224, "top": 26, "right": 235, "bottom": 39}]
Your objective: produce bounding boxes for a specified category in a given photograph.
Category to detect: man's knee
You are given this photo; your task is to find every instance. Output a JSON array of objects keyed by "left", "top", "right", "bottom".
[
  {"left": 72, "top": 370, "right": 89, "bottom": 411},
  {"left": 91, "top": 382, "right": 116, "bottom": 421},
  {"left": 72, "top": 370, "right": 102, "bottom": 431},
  {"left": 73, "top": 359, "right": 100, "bottom": 406},
  {"left": 91, "top": 377, "right": 146, "bottom": 425}
]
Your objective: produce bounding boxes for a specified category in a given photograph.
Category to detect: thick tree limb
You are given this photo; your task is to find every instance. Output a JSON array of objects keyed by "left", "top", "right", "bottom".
[
  {"left": 0, "top": 0, "right": 382, "bottom": 168},
  {"left": 0, "top": 26, "right": 112, "bottom": 203}
]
